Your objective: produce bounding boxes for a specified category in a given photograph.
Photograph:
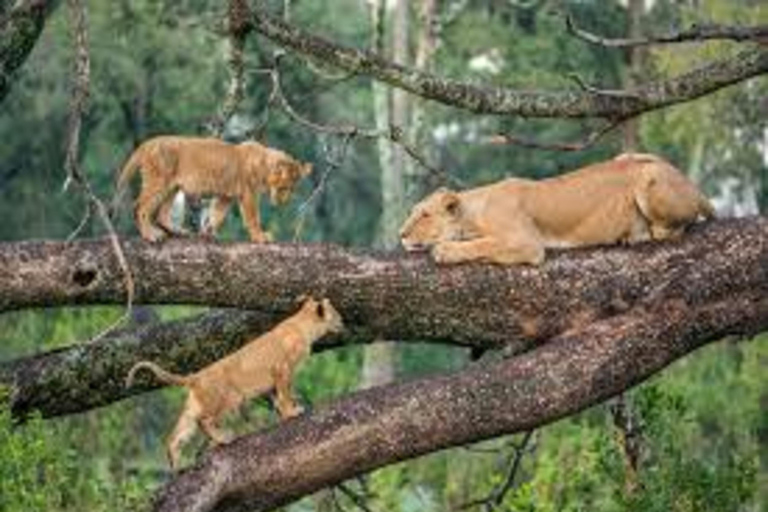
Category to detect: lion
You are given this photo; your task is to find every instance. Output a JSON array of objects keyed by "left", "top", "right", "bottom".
[
  {"left": 125, "top": 296, "right": 343, "bottom": 469},
  {"left": 400, "top": 153, "right": 715, "bottom": 265},
  {"left": 115, "top": 136, "right": 312, "bottom": 242}
]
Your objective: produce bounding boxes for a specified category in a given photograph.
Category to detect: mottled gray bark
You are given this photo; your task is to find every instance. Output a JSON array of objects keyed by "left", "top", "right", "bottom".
[
  {"left": 0, "top": 218, "right": 760, "bottom": 351},
  {"left": 152, "top": 288, "right": 767, "bottom": 512},
  {"left": 0, "top": 0, "right": 60, "bottom": 102},
  {"left": 247, "top": 7, "right": 768, "bottom": 119},
  {"left": 0, "top": 307, "right": 386, "bottom": 420},
  {"left": 0, "top": 217, "right": 766, "bottom": 422}
]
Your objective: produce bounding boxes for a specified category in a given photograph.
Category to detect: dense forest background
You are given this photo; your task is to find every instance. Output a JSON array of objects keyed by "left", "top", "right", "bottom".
[{"left": 1, "top": 0, "right": 767, "bottom": 510}]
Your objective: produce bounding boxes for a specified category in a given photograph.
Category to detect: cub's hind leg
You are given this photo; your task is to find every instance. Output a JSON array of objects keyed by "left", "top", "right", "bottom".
[
  {"left": 135, "top": 172, "right": 174, "bottom": 242},
  {"left": 198, "top": 414, "right": 230, "bottom": 446},
  {"left": 201, "top": 196, "right": 233, "bottom": 238},
  {"left": 156, "top": 190, "right": 190, "bottom": 237}
]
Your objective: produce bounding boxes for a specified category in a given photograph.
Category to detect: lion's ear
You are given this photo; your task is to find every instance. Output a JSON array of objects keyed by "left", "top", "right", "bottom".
[
  {"left": 315, "top": 301, "right": 325, "bottom": 319},
  {"left": 442, "top": 191, "right": 461, "bottom": 215}
]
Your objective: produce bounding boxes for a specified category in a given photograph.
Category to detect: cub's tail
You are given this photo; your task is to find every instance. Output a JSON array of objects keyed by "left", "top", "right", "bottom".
[
  {"left": 126, "top": 360, "right": 188, "bottom": 388},
  {"left": 110, "top": 144, "right": 146, "bottom": 217}
]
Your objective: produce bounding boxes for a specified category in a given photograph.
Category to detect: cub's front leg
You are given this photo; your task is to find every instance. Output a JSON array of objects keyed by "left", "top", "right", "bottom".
[
  {"left": 432, "top": 237, "right": 544, "bottom": 266},
  {"left": 238, "top": 193, "right": 273, "bottom": 243}
]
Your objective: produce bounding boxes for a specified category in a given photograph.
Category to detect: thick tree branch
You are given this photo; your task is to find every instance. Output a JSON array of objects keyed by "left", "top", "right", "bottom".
[
  {"left": 0, "top": 308, "right": 385, "bottom": 420},
  {"left": 247, "top": 8, "right": 768, "bottom": 119},
  {"left": 0, "top": 0, "right": 60, "bottom": 102},
  {"left": 0, "top": 217, "right": 766, "bottom": 421},
  {"left": 153, "top": 288, "right": 768, "bottom": 512},
  {"left": 0, "top": 218, "right": 762, "bottom": 350},
  {"left": 566, "top": 16, "right": 768, "bottom": 47}
]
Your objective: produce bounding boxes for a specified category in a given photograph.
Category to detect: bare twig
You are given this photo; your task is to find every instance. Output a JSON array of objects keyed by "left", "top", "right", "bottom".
[
  {"left": 337, "top": 483, "right": 376, "bottom": 512},
  {"left": 63, "top": 0, "right": 134, "bottom": 339},
  {"left": 293, "top": 132, "right": 353, "bottom": 241},
  {"left": 568, "top": 72, "right": 642, "bottom": 99},
  {"left": 264, "top": 60, "right": 464, "bottom": 187},
  {"left": 457, "top": 431, "right": 535, "bottom": 511},
  {"left": 488, "top": 117, "right": 624, "bottom": 152},
  {"left": 610, "top": 394, "right": 643, "bottom": 496},
  {"left": 566, "top": 15, "right": 768, "bottom": 48}
]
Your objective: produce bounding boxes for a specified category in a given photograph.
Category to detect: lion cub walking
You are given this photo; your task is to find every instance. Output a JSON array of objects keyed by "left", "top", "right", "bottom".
[
  {"left": 115, "top": 136, "right": 312, "bottom": 242},
  {"left": 400, "top": 153, "right": 714, "bottom": 265},
  {"left": 126, "top": 296, "right": 343, "bottom": 469}
]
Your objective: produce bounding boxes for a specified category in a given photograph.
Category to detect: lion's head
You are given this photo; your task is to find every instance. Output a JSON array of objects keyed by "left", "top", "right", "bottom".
[
  {"left": 240, "top": 142, "right": 312, "bottom": 205},
  {"left": 265, "top": 157, "right": 312, "bottom": 205},
  {"left": 399, "top": 188, "right": 466, "bottom": 251}
]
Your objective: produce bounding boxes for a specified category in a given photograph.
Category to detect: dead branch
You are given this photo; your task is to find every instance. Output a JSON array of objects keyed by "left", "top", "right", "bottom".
[
  {"left": 566, "top": 15, "right": 768, "bottom": 48},
  {"left": 152, "top": 287, "right": 768, "bottom": 512},
  {"left": 263, "top": 58, "right": 463, "bottom": 187},
  {"left": 245, "top": 7, "right": 768, "bottom": 119},
  {"left": 62, "top": 0, "right": 134, "bottom": 337},
  {"left": 488, "top": 118, "right": 624, "bottom": 151},
  {"left": 457, "top": 431, "right": 535, "bottom": 511}
]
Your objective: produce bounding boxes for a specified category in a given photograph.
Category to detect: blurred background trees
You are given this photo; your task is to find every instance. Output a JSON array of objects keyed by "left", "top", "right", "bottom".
[{"left": 0, "top": 0, "right": 766, "bottom": 510}]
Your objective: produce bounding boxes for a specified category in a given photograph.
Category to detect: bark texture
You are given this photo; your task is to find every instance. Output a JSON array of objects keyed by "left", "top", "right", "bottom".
[
  {"left": 0, "top": 307, "right": 382, "bottom": 420},
  {"left": 0, "top": 218, "right": 761, "bottom": 350},
  {"left": 153, "top": 289, "right": 768, "bottom": 512},
  {"left": 247, "top": 7, "right": 768, "bottom": 119},
  {"left": 0, "top": 0, "right": 59, "bottom": 102},
  {"left": 0, "top": 217, "right": 766, "bottom": 421}
]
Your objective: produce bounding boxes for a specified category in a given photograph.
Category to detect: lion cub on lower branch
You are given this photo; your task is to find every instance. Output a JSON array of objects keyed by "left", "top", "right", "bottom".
[
  {"left": 400, "top": 153, "right": 714, "bottom": 265},
  {"left": 126, "top": 296, "right": 343, "bottom": 469},
  {"left": 116, "top": 136, "right": 312, "bottom": 243}
]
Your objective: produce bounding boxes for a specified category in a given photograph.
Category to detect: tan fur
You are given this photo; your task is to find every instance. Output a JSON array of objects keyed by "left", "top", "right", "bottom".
[
  {"left": 125, "top": 296, "right": 343, "bottom": 469},
  {"left": 115, "top": 136, "right": 312, "bottom": 242},
  {"left": 400, "top": 153, "right": 714, "bottom": 265}
]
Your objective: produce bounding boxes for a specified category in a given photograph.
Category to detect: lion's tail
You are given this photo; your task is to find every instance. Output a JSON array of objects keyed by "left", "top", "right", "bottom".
[
  {"left": 126, "top": 360, "right": 188, "bottom": 388},
  {"left": 110, "top": 145, "right": 146, "bottom": 217}
]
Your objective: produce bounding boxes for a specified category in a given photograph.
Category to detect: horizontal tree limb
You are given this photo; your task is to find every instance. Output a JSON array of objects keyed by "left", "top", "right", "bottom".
[
  {"left": 247, "top": 7, "right": 768, "bottom": 119},
  {"left": 566, "top": 16, "right": 768, "bottom": 47},
  {"left": 152, "top": 288, "right": 768, "bottom": 512},
  {"left": 0, "top": 218, "right": 763, "bottom": 352},
  {"left": 0, "top": 307, "right": 402, "bottom": 420},
  {"left": 0, "top": 217, "right": 765, "bottom": 421}
]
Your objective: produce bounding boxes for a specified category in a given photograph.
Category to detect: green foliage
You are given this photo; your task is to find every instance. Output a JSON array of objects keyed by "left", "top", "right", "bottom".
[
  {"left": 0, "top": 388, "right": 153, "bottom": 512},
  {"left": 0, "top": 0, "right": 766, "bottom": 509}
]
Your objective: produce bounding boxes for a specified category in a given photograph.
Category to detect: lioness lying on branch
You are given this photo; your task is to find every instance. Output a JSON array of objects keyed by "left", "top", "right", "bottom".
[
  {"left": 115, "top": 136, "right": 312, "bottom": 242},
  {"left": 400, "top": 153, "right": 714, "bottom": 265},
  {"left": 126, "top": 296, "right": 343, "bottom": 469}
]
